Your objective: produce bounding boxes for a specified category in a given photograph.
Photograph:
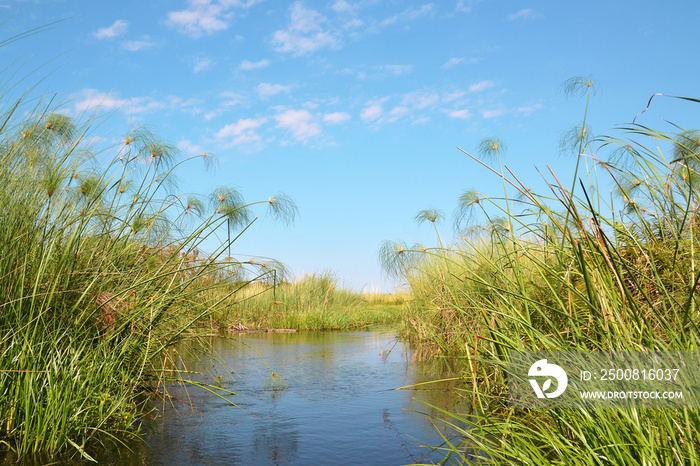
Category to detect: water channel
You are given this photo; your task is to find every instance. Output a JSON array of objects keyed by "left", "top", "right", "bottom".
[{"left": 9, "top": 329, "right": 471, "bottom": 465}]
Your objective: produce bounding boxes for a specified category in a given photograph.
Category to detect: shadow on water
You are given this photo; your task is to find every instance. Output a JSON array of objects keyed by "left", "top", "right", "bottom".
[{"left": 3, "top": 329, "right": 472, "bottom": 465}]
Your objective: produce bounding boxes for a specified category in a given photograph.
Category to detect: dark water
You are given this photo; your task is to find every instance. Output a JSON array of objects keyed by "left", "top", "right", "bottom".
[{"left": 7, "top": 330, "right": 470, "bottom": 465}]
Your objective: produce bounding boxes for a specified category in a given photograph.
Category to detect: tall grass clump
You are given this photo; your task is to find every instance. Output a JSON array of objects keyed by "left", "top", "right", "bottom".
[
  {"left": 214, "top": 271, "right": 406, "bottom": 330},
  {"left": 381, "top": 81, "right": 700, "bottom": 464},
  {"left": 0, "top": 93, "right": 295, "bottom": 459}
]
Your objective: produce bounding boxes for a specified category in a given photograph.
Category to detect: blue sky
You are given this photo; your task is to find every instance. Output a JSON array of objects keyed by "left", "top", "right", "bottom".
[{"left": 3, "top": 0, "right": 699, "bottom": 291}]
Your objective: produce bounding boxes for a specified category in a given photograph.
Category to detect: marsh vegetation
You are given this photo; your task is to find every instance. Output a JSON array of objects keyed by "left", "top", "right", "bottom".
[
  {"left": 0, "top": 89, "right": 406, "bottom": 461},
  {"left": 3, "top": 23, "right": 699, "bottom": 464},
  {"left": 0, "top": 89, "right": 304, "bottom": 458},
  {"left": 380, "top": 78, "right": 700, "bottom": 464}
]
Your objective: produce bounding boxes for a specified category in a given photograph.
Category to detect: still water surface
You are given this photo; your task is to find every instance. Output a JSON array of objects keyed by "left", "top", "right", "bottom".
[
  {"left": 6, "top": 329, "right": 468, "bottom": 465},
  {"left": 139, "top": 329, "right": 467, "bottom": 465}
]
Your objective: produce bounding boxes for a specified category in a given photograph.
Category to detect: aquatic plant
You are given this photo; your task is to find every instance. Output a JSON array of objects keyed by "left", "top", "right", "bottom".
[
  {"left": 0, "top": 92, "right": 295, "bottom": 458},
  {"left": 382, "top": 81, "right": 700, "bottom": 464},
  {"left": 213, "top": 271, "right": 405, "bottom": 331}
]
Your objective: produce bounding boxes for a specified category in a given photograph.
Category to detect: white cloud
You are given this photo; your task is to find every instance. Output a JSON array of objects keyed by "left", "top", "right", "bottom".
[
  {"left": 442, "top": 57, "right": 464, "bottom": 69},
  {"left": 443, "top": 57, "right": 478, "bottom": 68},
  {"left": 482, "top": 107, "right": 506, "bottom": 118},
  {"left": 271, "top": 2, "right": 340, "bottom": 56},
  {"left": 448, "top": 109, "right": 471, "bottom": 119},
  {"left": 332, "top": 0, "right": 357, "bottom": 14},
  {"left": 122, "top": 37, "right": 155, "bottom": 51},
  {"left": 72, "top": 89, "right": 204, "bottom": 117},
  {"left": 93, "top": 20, "right": 128, "bottom": 39},
  {"left": 74, "top": 89, "right": 128, "bottom": 113},
  {"left": 178, "top": 139, "right": 204, "bottom": 155},
  {"left": 385, "top": 64, "right": 413, "bottom": 75},
  {"left": 401, "top": 90, "right": 440, "bottom": 109},
  {"left": 323, "top": 112, "right": 351, "bottom": 124},
  {"left": 443, "top": 90, "right": 466, "bottom": 102},
  {"left": 166, "top": 0, "right": 264, "bottom": 37},
  {"left": 216, "top": 117, "right": 267, "bottom": 146},
  {"left": 167, "top": 96, "right": 203, "bottom": 114},
  {"left": 257, "top": 83, "right": 292, "bottom": 99},
  {"left": 360, "top": 99, "right": 385, "bottom": 122},
  {"left": 239, "top": 59, "right": 270, "bottom": 70},
  {"left": 508, "top": 8, "right": 541, "bottom": 20},
  {"left": 204, "top": 92, "right": 242, "bottom": 120},
  {"left": 517, "top": 103, "right": 544, "bottom": 115},
  {"left": 220, "top": 0, "right": 265, "bottom": 6},
  {"left": 274, "top": 108, "right": 321, "bottom": 141},
  {"left": 343, "top": 17, "right": 364, "bottom": 29},
  {"left": 288, "top": 2, "right": 324, "bottom": 32},
  {"left": 388, "top": 106, "right": 409, "bottom": 120},
  {"left": 469, "top": 80, "right": 495, "bottom": 93},
  {"left": 380, "top": 4, "right": 435, "bottom": 27},
  {"left": 456, "top": 1, "right": 472, "bottom": 13},
  {"left": 167, "top": 2, "right": 229, "bottom": 37},
  {"left": 194, "top": 57, "right": 214, "bottom": 73}
]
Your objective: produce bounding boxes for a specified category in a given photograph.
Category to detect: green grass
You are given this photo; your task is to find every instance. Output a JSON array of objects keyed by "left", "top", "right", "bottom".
[
  {"left": 381, "top": 80, "right": 700, "bottom": 464},
  {"left": 0, "top": 87, "right": 296, "bottom": 457},
  {"left": 0, "top": 68, "right": 405, "bottom": 458},
  {"left": 207, "top": 272, "right": 408, "bottom": 331}
]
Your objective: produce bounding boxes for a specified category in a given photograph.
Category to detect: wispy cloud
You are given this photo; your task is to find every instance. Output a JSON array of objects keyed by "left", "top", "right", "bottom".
[
  {"left": 331, "top": 0, "right": 357, "bottom": 14},
  {"left": 469, "top": 80, "right": 495, "bottom": 93},
  {"left": 482, "top": 106, "right": 506, "bottom": 119},
  {"left": 516, "top": 103, "right": 544, "bottom": 115},
  {"left": 331, "top": 0, "right": 363, "bottom": 30},
  {"left": 178, "top": 139, "right": 204, "bottom": 155},
  {"left": 448, "top": 109, "right": 471, "bottom": 119},
  {"left": 380, "top": 4, "right": 435, "bottom": 27},
  {"left": 73, "top": 89, "right": 165, "bottom": 115},
  {"left": 443, "top": 90, "right": 466, "bottom": 102},
  {"left": 167, "top": 2, "right": 229, "bottom": 37},
  {"left": 342, "top": 17, "right": 364, "bottom": 29},
  {"left": 360, "top": 98, "right": 387, "bottom": 122},
  {"left": 508, "top": 8, "right": 542, "bottom": 21},
  {"left": 360, "top": 91, "right": 444, "bottom": 125},
  {"left": 257, "top": 83, "right": 292, "bottom": 99},
  {"left": 166, "top": 0, "right": 264, "bottom": 38},
  {"left": 239, "top": 59, "right": 270, "bottom": 70},
  {"left": 385, "top": 64, "right": 413, "bottom": 75},
  {"left": 323, "top": 112, "right": 351, "bottom": 124},
  {"left": 122, "top": 37, "right": 155, "bottom": 51},
  {"left": 387, "top": 106, "right": 409, "bottom": 121},
  {"left": 271, "top": 2, "right": 340, "bottom": 56},
  {"left": 194, "top": 57, "right": 214, "bottom": 73},
  {"left": 274, "top": 108, "right": 321, "bottom": 141},
  {"left": 455, "top": 1, "right": 472, "bottom": 13},
  {"left": 204, "top": 92, "right": 243, "bottom": 120},
  {"left": 442, "top": 57, "right": 464, "bottom": 69},
  {"left": 73, "top": 89, "right": 201, "bottom": 117},
  {"left": 401, "top": 90, "right": 440, "bottom": 110},
  {"left": 74, "top": 90, "right": 128, "bottom": 113},
  {"left": 215, "top": 117, "right": 267, "bottom": 146},
  {"left": 93, "top": 20, "right": 128, "bottom": 39}
]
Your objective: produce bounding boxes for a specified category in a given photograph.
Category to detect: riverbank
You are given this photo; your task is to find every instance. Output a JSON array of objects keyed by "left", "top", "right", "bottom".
[
  {"left": 0, "top": 96, "right": 303, "bottom": 459},
  {"left": 379, "top": 82, "right": 700, "bottom": 464},
  {"left": 198, "top": 274, "right": 408, "bottom": 332}
]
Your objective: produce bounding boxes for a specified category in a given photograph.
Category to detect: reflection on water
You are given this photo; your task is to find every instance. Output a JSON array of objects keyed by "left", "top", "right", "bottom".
[{"left": 3, "top": 329, "right": 470, "bottom": 466}]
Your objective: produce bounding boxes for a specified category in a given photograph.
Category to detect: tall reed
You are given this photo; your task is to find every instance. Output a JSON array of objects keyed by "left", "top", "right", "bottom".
[
  {"left": 211, "top": 271, "right": 406, "bottom": 330},
  {"left": 382, "top": 83, "right": 700, "bottom": 464},
  {"left": 0, "top": 93, "right": 294, "bottom": 459}
]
